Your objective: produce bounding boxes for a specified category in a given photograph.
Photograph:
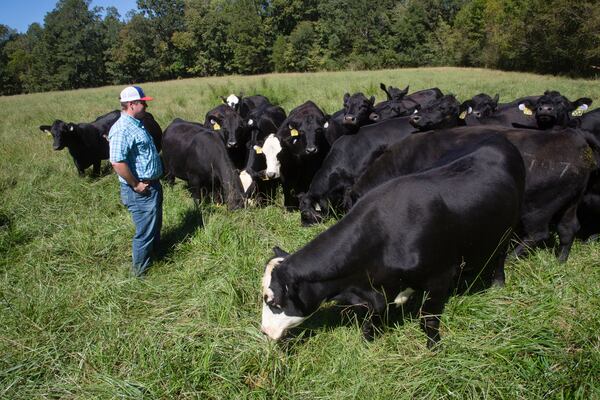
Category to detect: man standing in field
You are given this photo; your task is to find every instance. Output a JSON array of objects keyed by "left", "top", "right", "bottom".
[{"left": 109, "top": 86, "right": 163, "bottom": 277}]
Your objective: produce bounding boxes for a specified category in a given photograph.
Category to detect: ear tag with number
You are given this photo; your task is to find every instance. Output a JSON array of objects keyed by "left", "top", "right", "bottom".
[
  {"left": 290, "top": 129, "right": 299, "bottom": 137},
  {"left": 572, "top": 104, "right": 588, "bottom": 117}
]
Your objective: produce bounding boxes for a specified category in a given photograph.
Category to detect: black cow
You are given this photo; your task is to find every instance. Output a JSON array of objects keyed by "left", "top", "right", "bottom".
[
  {"left": 461, "top": 94, "right": 540, "bottom": 127},
  {"left": 379, "top": 82, "right": 409, "bottom": 101},
  {"left": 39, "top": 111, "right": 162, "bottom": 176},
  {"left": 409, "top": 94, "right": 467, "bottom": 131},
  {"left": 261, "top": 135, "right": 525, "bottom": 348},
  {"left": 220, "top": 93, "right": 271, "bottom": 118},
  {"left": 299, "top": 95, "right": 464, "bottom": 226},
  {"left": 575, "top": 108, "right": 600, "bottom": 239},
  {"left": 162, "top": 119, "right": 245, "bottom": 210},
  {"left": 350, "top": 125, "right": 600, "bottom": 262},
  {"left": 330, "top": 92, "right": 376, "bottom": 136},
  {"left": 205, "top": 105, "right": 250, "bottom": 170},
  {"left": 518, "top": 91, "right": 592, "bottom": 130},
  {"left": 370, "top": 87, "right": 443, "bottom": 122},
  {"left": 275, "top": 101, "right": 332, "bottom": 209}
]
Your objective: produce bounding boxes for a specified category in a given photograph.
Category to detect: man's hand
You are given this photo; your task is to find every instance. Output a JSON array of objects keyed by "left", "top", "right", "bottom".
[{"left": 133, "top": 181, "right": 149, "bottom": 195}]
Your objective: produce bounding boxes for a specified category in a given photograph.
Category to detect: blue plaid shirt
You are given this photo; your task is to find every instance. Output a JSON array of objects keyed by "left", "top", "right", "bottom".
[{"left": 109, "top": 113, "right": 162, "bottom": 184}]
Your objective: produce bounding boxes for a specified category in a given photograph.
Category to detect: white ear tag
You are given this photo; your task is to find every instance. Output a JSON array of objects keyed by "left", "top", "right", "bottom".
[
  {"left": 323, "top": 121, "right": 329, "bottom": 129},
  {"left": 468, "top": 106, "right": 473, "bottom": 114},
  {"left": 248, "top": 119, "right": 254, "bottom": 126}
]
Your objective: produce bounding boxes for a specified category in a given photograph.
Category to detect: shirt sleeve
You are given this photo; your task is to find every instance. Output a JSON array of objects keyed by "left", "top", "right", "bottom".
[{"left": 109, "top": 125, "right": 131, "bottom": 163}]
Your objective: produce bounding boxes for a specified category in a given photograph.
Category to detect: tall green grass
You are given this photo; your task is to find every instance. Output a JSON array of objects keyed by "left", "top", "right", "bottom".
[{"left": 1, "top": 68, "right": 599, "bottom": 399}]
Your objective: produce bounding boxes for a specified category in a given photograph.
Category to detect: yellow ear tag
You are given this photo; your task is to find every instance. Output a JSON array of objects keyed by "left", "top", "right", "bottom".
[
  {"left": 459, "top": 111, "right": 467, "bottom": 119},
  {"left": 572, "top": 109, "right": 584, "bottom": 117},
  {"left": 213, "top": 122, "right": 221, "bottom": 130},
  {"left": 47, "top": 132, "right": 52, "bottom": 137},
  {"left": 290, "top": 129, "right": 299, "bottom": 137},
  {"left": 255, "top": 146, "right": 263, "bottom": 154}
]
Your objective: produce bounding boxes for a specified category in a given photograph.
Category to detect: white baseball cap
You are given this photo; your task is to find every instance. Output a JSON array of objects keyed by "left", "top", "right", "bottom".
[{"left": 119, "top": 86, "right": 154, "bottom": 102}]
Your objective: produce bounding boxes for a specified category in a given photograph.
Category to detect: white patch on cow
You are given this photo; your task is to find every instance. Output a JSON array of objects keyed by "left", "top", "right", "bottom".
[
  {"left": 467, "top": 106, "right": 473, "bottom": 114},
  {"left": 314, "top": 202, "right": 322, "bottom": 212},
  {"left": 260, "top": 257, "right": 306, "bottom": 340},
  {"left": 226, "top": 94, "right": 239, "bottom": 108},
  {"left": 292, "top": 138, "right": 298, "bottom": 145},
  {"left": 261, "top": 303, "right": 306, "bottom": 340},
  {"left": 262, "top": 134, "right": 282, "bottom": 179},
  {"left": 248, "top": 119, "right": 254, "bottom": 126},
  {"left": 69, "top": 125, "right": 74, "bottom": 131},
  {"left": 394, "top": 287, "right": 415, "bottom": 306},
  {"left": 413, "top": 109, "right": 419, "bottom": 114},
  {"left": 518, "top": 103, "right": 526, "bottom": 111},
  {"left": 239, "top": 170, "right": 253, "bottom": 193},
  {"left": 323, "top": 121, "right": 329, "bottom": 129}
]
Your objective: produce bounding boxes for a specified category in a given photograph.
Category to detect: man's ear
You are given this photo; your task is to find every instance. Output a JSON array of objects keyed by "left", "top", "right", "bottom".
[{"left": 272, "top": 246, "right": 290, "bottom": 258}]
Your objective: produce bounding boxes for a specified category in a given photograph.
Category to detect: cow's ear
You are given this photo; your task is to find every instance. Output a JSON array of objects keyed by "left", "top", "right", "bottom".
[
  {"left": 572, "top": 97, "right": 592, "bottom": 110},
  {"left": 460, "top": 100, "right": 474, "bottom": 113},
  {"left": 343, "top": 92, "right": 350, "bottom": 104},
  {"left": 400, "top": 85, "right": 409, "bottom": 97},
  {"left": 492, "top": 94, "right": 500, "bottom": 108},
  {"left": 519, "top": 99, "right": 536, "bottom": 112},
  {"left": 380, "top": 83, "right": 391, "bottom": 100},
  {"left": 220, "top": 96, "right": 227, "bottom": 104},
  {"left": 369, "top": 96, "right": 375, "bottom": 105},
  {"left": 39, "top": 125, "right": 51, "bottom": 133},
  {"left": 272, "top": 246, "right": 289, "bottom": 258}
]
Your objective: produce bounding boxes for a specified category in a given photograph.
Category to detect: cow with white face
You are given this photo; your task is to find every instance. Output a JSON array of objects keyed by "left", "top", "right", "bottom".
[{"left": 239, "top": 134, "right": 283, "bottom": 205}]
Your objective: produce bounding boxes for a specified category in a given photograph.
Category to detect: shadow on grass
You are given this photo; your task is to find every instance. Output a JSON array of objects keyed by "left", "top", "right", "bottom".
[{"left": 157, "top": 206, "right": 203, "bottom": 260}]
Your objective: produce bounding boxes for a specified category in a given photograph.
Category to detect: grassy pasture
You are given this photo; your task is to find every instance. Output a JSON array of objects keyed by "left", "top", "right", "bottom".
[{"left": 1, "top": 67, "right": 600, "bottom": 399}]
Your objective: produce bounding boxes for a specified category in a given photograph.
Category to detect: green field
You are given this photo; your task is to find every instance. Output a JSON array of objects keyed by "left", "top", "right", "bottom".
[{"left": 1, "top": 67, "right": 599, "bottom": 399}]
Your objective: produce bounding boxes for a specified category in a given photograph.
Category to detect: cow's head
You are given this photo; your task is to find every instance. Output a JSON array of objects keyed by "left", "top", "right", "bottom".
[
  {"left": 262, "top": 134, "right": 282, "bottom": 179},
  {"left": 277, "top": 101, "right": 328, "bottom": 156},
  {"left": 261, "top": 247, "right": 308, "bottom": 340},
  {"left": 39, "top": 120, "right": 76, "bottom": 150},
  {"left": 461, "top": 93, "right": 500, "bottom": 120},
  {"left": 299, "top": 193, "right": 328, "bottom": 226},
  {"left": 520, "top": 91, "right": 592, "bottom": 129},
  {"left": 207, "top": 106, "right": 249, "bottom": 149},
  {"left": 369, "top": 97, "right": 420, "bottom": 122},
  {"left": 342, "top": 92, "right": 375, "bottom": 127},
  {"left": 379, "top": 83, "right": 409, "bottom": 101},
  {"left": 409, "top": 95, "right": 464, "bottom": 131},
  {"left": 221, "top": 93, "right": 243, "bottom": 110}
]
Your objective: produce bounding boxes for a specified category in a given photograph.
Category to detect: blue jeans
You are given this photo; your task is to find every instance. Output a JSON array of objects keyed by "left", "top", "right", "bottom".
[{"left": 120, "top": 181, "right": 163, "bottom": 276}]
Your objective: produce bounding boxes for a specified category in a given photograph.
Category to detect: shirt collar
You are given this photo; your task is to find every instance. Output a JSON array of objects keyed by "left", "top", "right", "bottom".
[{"left": 121, "top": 112, "right": 143, "bottom": 127}]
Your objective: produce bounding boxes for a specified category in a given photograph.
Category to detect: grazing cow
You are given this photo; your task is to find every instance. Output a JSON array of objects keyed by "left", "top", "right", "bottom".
[
  {"left": 299, "top": 95, "right": 464, "bottom": 226},
  {"left": 370, "top": 87, "right": 443, "bottom": 122},
  {"left": 162, "top": 119, "right": 245, "bottom": 210},
  {"left": 39, "top": 111, "right": 162, "bottom": 176},
  {"left": 518, "top": 91, "right": 592, "bottom": 130},
  {"left": 275, "top": 101, "right": 332, "bottom": 209},
  {"left": 461, "top": 94, "right": 540, "bottom": 127},
  {"left": 261, "top": 135, "right": 526, "bottom": 347}
]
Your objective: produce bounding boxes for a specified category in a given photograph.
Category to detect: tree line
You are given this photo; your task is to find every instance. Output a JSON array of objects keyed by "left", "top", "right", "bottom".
[{"left": 1, "top": 0, "right": 598, "bottom": 96}]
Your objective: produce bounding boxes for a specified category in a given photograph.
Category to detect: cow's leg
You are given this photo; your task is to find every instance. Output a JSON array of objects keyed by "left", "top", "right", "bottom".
[
  {"left": 513, "top": 224, "right": 550, "bottom": 260},
  {"left": 421, "top": 278, "right": 451, "bottom": 349},
  {"left": 73, "top": 159, "right": 85, "bottom": 177},
  {"left": 92, "top": 160, "right": 101, "bottom": 176},
  {"left": 282, "top": 183, "right": 299, "bottom": 210},
  {"left": 556, "top": 202, "right": 580, "bottom": 263},
  {"left": 491, "top": 253, "right": 507, "bottom": 287}
]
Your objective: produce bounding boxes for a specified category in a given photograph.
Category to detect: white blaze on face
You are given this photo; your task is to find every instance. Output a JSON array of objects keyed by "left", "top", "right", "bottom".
[
  {"left": 394, "top": 287, "right": 415, "bottom": 307},
  {"left": 226, "top": 94, "right": 240, "bottom": 108},
  {"left": 239, "top": 170, "right": 253, "bottom": 193},
  {"left": 260, "top": 257, "right": 306, "bottom": 340},
  {"left": 262, "top": 134, "right": 282, "bottom": 179}
]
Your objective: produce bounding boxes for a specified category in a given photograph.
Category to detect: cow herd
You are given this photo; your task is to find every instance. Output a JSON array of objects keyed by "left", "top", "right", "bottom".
[{"left": 39, "top": 84, "right": 600, "bottom": 348}]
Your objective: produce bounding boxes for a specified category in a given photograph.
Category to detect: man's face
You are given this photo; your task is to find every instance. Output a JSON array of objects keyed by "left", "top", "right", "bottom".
[{"left": 129, "top": 100, "right": 147, "bottom": 119}]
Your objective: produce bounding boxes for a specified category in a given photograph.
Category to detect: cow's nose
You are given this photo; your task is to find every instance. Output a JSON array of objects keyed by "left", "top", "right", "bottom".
[
  {"left": 266, "top": 171, "right": 276, "bottom": 179},
  {"left": 411, "top": 115, "right": 421, "bottom": 123},
  {"left": 227, "top": 141, "right": 236, "bottom": 148},
  {"left": 306, "top": 146, "right": 317, "bottom": 154},
  {"left": 474, "top": 111, "right": 482, "bottom": 118},
  {"left": 539, "top": 105, "right": 553, "bottom": 112},
  {"left": 344, "top": 115, "right": 356, "bottom": 124}
]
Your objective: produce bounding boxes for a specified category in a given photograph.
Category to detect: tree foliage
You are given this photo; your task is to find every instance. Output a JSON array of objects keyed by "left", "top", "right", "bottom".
[{"left": 1, "top": 0, "right": 598, "bottom": 95}]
